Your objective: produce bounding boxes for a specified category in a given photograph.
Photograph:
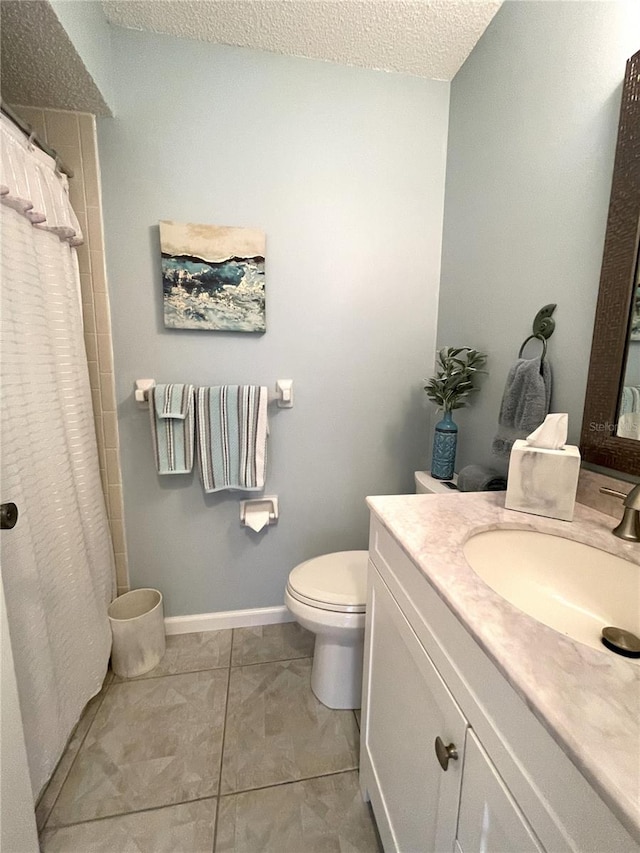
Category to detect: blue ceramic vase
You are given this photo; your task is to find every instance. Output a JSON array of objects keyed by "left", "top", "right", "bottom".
[{"left": 431, "top": 411, "right": 458, "bottom": 480}]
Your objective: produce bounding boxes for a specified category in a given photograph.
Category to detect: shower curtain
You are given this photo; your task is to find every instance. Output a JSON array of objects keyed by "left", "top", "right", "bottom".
[{"left": 0, "top": 114, "right": 115, "bottom": 799}]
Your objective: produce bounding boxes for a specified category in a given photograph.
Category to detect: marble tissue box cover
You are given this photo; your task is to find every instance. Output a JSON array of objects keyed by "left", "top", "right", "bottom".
[{"left": 505, "top": 440, "right": 581, "bottom": 522}]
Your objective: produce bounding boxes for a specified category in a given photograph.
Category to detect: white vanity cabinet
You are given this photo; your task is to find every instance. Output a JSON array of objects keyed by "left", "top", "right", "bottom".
[
  {"left": 360, "top": 515, "right": 640, "bottom": 853},
  {"left": 362, "top": 566, "right": 543, "bottom": 853},
  {"left": 456, "top": 731, "right": 543, "bottom": 853},
  {"left": 364, "top": 570, "right": 467, "bottom": 852}
]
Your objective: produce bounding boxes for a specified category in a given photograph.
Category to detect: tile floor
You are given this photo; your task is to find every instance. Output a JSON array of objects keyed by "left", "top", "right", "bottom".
[{"left": 37, "top": 622, "right": 382, "bottom": 852}]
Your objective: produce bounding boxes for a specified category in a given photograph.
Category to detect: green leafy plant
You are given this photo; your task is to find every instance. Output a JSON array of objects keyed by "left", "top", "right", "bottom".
[{"left": 424, "top": 347, "right": 488, "bottom": 413}]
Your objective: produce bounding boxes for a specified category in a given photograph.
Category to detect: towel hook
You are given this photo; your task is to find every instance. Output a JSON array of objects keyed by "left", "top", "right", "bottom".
[
  {"left": 531, "top": 303, "right": 557, "bottom": 340},
  {"left": 518, "top": 303, "right": 556, "bottom": 359}
]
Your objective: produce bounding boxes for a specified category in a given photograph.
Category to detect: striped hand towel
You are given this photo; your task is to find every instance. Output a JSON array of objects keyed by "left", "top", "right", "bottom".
[
  {"left": 149, "top": 384, "right": 195, "bottom": 474},
  {"left": 196, "top": 385, "right": 268, "bottom": 492}
]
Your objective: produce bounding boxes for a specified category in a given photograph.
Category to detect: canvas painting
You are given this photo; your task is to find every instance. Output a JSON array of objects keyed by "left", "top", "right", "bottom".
[{"left": 160, "top": 221, "right": 266, "bottom": 332}]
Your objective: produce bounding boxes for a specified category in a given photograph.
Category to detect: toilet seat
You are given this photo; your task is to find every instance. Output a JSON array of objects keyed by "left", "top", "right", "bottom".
[
  {"left": 287, "top": 550, "right": 368, "bottom": 614},
  {"left": 286, "top": 584, "right": 366, "bottom": 614}
]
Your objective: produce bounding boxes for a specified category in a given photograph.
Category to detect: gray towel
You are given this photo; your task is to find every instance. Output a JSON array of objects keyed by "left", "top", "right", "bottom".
[
  {"left": 457, "top": 464, "right": 506, "bottom": 492},
  {"left": 492, "top": 357, "right": 552, "bottom": 458}
]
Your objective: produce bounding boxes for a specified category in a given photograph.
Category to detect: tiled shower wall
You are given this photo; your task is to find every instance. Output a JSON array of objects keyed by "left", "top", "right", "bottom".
[{"left": 12, "top": 106, "right": 129, "bottom": 595}]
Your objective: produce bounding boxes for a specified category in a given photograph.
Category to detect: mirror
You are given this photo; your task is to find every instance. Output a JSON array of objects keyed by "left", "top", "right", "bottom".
[{"left": 580, "top": 49, "right": 640, "bottom": 476}]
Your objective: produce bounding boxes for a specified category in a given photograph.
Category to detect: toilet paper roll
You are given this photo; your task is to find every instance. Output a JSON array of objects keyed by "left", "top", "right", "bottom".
[{"left": 245, "top": 509, "right": 270, "bottom": 533}]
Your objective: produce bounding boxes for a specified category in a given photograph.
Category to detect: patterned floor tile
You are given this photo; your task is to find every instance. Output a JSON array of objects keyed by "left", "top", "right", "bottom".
[
  {"left": 48, "top": 670, "right": 228, "bottom": 826},
  {"left": 113, "top": 630, "right": 232, "bottom": 681},
  {"left": 41, "top": 798, "right": 217, "bottom": 853},
  {"left": 221, "top": 658, "right": 359, "bottom": 794},
  {"left": 36, "top": 672, "right": 111, "bottom": 831},
  {"left": 215, "top": 771, "right": 381, "bottom": 852},
  {"left": 231, "top": 622, "right": 314, "bottom": 666}
]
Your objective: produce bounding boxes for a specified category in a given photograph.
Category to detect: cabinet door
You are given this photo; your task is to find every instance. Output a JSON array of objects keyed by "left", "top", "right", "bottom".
[
  {"left": 457, "top": 730, "right": 544, "bottom": 853},
  {"left": 363, "top": 571, "right": 468, "bottom": 853}
]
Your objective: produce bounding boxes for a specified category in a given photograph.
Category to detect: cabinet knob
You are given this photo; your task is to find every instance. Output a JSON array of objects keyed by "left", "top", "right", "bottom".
[
  {"left": 0, "top": 502, "right": 18, "bottom": 530},
  {"left": 435, "top": 736, "right": 458, "bottom": 771}
]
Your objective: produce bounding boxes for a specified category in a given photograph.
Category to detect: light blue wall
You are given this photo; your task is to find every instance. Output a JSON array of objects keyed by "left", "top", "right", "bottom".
[
  {"left": 98, "top": 28, "right": 449, "bottom": 616},
  {"left": 437, "top": 0, "right": 640, "bottom": 472},
  {"left": 49, "top": 1, "right": 114, "bottom": 113}
]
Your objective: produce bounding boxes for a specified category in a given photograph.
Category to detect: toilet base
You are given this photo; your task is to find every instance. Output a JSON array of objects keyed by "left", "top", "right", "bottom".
[{"left": 311, "top": 634, "right": 364, "bottom": 710}]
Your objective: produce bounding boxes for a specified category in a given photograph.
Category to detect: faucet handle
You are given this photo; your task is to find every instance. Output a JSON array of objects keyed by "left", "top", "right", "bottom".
[
  {"left": 600, "top": 485, "right": 640, "bottom": 508},
  {"left": 600, "top": 486, "right": 640, "bottom": 541},
  {"left": 599, "top": 487, "right": 627, "bottom": 500}
]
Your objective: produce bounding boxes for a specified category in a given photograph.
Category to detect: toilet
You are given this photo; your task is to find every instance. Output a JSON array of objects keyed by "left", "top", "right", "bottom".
[
  {"left": 415, "top": 470, "right": 458, "bottom": 493},
  {"left": 285, "top": 550, "right": 368, "bottom": 710},
  {"left": 285, "top": 472, "right": 447, "bottom": 710}
]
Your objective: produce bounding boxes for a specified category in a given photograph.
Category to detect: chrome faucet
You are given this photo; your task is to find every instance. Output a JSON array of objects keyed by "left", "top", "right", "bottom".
[{"left": 599, "top": 484, "right": 640, "bottom": 542}]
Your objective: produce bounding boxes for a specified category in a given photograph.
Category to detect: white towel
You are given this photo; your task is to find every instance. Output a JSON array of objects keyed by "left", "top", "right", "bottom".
[
  {"left": 196, "top": 385, "right": 268, "bottom": 492},
  {"left": 620, "top": 385, "right": 640, "bottom": 415},
  {"left": 149, "top": 384, "right": 195, "bottom": 474},
  {"left": 618, "top": 413, "right": 640, "bottom": 440}
]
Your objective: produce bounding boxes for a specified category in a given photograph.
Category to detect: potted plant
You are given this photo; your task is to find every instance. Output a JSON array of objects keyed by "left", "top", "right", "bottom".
[{"left": 424, "top": 346, "right": 487, "bottom": 480}]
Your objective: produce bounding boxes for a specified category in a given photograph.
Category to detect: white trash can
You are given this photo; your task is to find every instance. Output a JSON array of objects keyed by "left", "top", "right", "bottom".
[{"left": 108, "top": 588, "right": 166, "bottom": 678}]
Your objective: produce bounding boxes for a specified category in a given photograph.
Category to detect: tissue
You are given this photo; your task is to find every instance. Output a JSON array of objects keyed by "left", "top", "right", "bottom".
[{"left": 525, "top": 413, "right": 568, "bottom": 449}]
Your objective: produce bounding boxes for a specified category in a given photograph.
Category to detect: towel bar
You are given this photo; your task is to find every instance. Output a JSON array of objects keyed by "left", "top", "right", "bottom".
[
  {"left": 135, "top": 378, "right": 155, "bottom": 403},
  {"left": 135, "top": 379, "right": 294, "bottom": 407}
]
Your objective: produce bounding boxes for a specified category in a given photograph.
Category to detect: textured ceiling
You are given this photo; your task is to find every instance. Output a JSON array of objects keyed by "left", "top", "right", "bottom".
[
  {"left": 1, "top": 0, "right": 110, "bottom": 114},
  {"left": 0, "top": 1, "right": 501, "bottom": 115},
  {"left": 102, "top": 0, "right": 502, "bottom": 81}
]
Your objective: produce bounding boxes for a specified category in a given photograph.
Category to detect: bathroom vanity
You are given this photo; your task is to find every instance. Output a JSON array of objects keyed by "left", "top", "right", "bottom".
[{"left": 360, "top": 492, "right": 640, "bottom": 853}]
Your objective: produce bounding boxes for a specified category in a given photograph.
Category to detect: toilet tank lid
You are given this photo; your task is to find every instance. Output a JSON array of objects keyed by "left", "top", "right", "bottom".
[
  {"left": 289, "top": 551, "right": 368, "bottom": 607},
  {"left": 415, "top": 470, "right": 458, "bottom": 493}
]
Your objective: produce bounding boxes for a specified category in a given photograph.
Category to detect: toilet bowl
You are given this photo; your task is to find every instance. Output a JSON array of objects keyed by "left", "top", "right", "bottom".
[{"left": 285, "top": 550, "right": 368, "bottom": 710}]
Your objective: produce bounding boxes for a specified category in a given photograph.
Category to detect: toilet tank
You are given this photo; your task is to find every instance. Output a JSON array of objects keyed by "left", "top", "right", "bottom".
[{"left": 414, "top": 471, "right": 458, "bottom": 494}]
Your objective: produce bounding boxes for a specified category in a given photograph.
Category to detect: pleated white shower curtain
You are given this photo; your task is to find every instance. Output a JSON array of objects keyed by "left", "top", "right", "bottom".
[{"left": 0, "top": 114, "right": 115, "bottom": 799}]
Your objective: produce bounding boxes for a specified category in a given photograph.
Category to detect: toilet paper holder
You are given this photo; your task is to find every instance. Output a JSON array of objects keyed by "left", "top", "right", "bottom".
[{"left": 240, "top": 496, "right": 279, "bottom": 530}]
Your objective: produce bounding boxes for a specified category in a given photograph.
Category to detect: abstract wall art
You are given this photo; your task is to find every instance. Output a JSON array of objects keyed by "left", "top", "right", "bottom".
[{"left": 160, "top": 221, "right": 266, "bottom": 332}]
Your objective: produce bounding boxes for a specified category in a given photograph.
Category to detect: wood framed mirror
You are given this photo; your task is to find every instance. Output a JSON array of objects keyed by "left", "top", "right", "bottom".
[{"left": 580, "top": 49, "right": 640, "bottom": 477}]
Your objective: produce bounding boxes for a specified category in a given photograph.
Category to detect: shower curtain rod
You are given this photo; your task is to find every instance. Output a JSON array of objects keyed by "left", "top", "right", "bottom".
[{"left": 1, "top": 101, "right": 74, "bottom": 178}]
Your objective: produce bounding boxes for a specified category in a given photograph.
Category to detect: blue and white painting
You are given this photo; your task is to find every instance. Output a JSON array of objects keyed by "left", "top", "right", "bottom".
[{"left": 160, "top": 221, "right": 266, "bottom": 332}]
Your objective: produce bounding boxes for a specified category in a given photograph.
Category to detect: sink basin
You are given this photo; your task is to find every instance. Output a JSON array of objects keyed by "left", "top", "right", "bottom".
[{"left": 463, "top": 529, "right": 640, "bottom": 659}]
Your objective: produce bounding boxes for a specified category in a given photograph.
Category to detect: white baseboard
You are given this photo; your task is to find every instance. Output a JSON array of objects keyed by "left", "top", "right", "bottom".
[{"left": 164, "top": 605, "right": 295, "bottom": 635}]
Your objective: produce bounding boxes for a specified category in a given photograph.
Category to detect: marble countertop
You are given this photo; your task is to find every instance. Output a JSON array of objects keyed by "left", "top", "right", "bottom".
[{"left": 366, "top": 492, "right": 640, "bottom": 841}]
